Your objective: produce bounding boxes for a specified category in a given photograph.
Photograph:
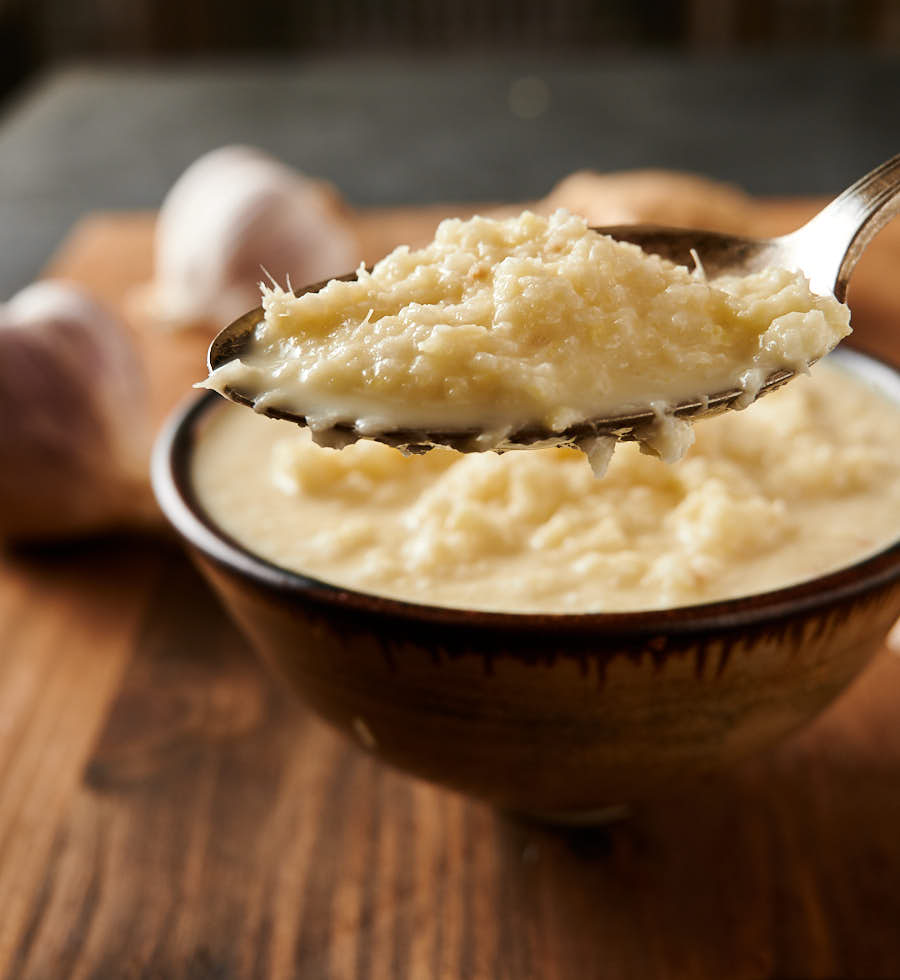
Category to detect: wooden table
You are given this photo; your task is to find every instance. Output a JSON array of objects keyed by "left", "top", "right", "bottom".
[{"left": 1, "top": 203, "right": 900, "bottom": 979}]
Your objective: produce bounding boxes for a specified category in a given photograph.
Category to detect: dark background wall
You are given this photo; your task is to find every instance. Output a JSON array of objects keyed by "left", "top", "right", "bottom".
[{"left": 2, "top": 0, "right": 899, "bottom": 106}]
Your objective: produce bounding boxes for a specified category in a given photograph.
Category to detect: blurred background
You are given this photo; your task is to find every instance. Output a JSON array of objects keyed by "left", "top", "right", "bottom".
[
  {"left": 3, "top": 0, "right": 900, "bottom": 105},
  {"left": 1, "top": 0, "right": 899, "bottom": 295}
]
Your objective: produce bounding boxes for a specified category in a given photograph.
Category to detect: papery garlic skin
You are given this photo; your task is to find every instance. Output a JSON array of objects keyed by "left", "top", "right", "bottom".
[
  {"left": 0, "top": 280, "right": 153, "bottom": 540},
  {"left": 132, "top": 146, "right": 361, "bottom": 331}
]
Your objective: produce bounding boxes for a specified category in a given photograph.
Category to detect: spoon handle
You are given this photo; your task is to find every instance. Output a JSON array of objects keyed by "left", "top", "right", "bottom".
[{"left": 787, "top": 153, "right": 900, "bottom": 301}]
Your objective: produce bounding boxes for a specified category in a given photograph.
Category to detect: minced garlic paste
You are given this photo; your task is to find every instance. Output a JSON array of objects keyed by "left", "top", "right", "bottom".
[
  {"left": 203, "top": 209, "right": 850, "bottom": 463},
  {"left": 192, "top": 361, "right": 900, "bottom": 613}
]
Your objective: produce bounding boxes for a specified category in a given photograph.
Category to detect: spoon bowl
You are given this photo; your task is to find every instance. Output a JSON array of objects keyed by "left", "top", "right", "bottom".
[{"left": 208, "top": 154, "right": 900, "bottom": 451}]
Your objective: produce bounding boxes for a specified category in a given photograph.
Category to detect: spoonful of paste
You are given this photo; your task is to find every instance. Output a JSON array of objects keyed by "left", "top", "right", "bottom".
[{"left": 203, "top": 154, "right": 899, "bottom": 471}]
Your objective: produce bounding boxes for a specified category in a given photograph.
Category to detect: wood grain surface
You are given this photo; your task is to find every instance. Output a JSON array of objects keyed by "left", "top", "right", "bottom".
[{"left": 1, "top": 202, "right": 899, "bottom": 979}]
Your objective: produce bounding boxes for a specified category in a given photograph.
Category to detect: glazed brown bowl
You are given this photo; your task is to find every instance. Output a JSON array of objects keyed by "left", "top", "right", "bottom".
[{"left": 152, "top": 347, "right": 900, "bottom": 820}]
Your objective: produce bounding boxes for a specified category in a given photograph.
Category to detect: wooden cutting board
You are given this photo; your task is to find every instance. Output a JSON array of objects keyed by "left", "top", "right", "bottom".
[{"left": 1, "top": 203, "right": 900, "bottom": 979}]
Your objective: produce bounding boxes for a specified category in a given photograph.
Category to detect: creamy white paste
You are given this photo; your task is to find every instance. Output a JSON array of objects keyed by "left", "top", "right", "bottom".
[
  {"left": 202, "top": 209, "right": 851, "bottom": 464},
  {"left": 192, "top": 362, "right": 900, "bottom": 613}
]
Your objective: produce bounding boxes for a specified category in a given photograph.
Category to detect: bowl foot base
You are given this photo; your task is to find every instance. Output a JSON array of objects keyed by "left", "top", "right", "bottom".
[{"left": 516, "top": 802, "right": 630, "bottom": 827}]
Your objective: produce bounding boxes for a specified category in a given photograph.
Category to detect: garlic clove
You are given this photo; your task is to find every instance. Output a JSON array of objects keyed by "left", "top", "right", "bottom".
[
  {"left": 542, "top": 169, "right": 755, "bottom": 234},
  {"left": 0, "top": 280, "right": 155, "bottom": 541},
  {"left": 130, "top": 145, "right": 362, "bottom": 331}
]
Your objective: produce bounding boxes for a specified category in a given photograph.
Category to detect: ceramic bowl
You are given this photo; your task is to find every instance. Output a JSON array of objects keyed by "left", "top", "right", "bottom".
[{"left": 152, "top": 347, "right": 900, "bottom": 820}]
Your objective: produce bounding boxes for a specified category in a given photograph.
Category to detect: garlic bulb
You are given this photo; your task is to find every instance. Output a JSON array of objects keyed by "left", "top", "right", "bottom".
[
  {"left": 543, "top": 169, "right": 755, "bottom": 233},
  {"left": 132, "top": 145, "right": 361, "bottom": 330},
  {"left": 0, "top": 280, "right": 153, "bottom": 541}
]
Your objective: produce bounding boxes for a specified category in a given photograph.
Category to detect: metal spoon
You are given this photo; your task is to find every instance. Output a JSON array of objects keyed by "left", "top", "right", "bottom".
[{"left": 208, "top": 153, "right": 900, "bottom": 453}]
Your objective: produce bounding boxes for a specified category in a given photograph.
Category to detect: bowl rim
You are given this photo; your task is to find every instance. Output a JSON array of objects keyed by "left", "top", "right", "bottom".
[{"left": 152, "top": 346, "right": 900, "bottom": 636}]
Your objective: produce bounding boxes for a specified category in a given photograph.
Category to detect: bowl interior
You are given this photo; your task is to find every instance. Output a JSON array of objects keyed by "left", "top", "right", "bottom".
[{"left": 153, "top": 345, "right": 900, "bottom": 632}]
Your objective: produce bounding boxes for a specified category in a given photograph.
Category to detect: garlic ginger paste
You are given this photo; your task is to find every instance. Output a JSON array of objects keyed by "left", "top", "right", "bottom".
[
  {"left": 203, "top": 209, "right": 851, "bottom": 463},
  {"left": 192, "top": 361, "right": 900, "bottom": 613}
]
